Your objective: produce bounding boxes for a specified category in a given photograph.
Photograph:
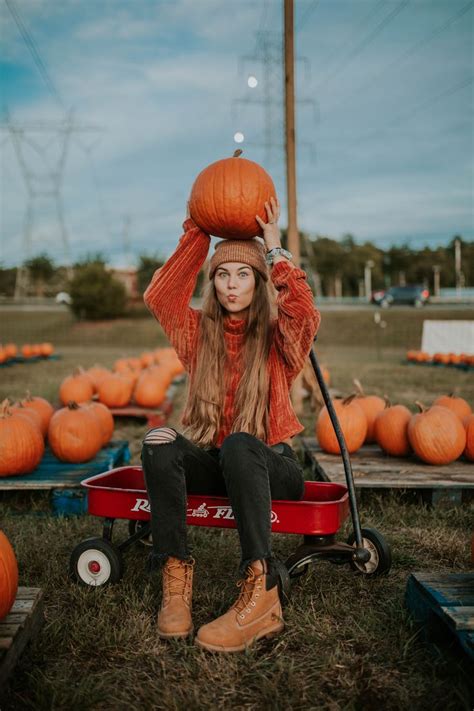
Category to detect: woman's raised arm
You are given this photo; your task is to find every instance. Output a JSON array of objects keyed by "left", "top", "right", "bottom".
[{"left": 144, "top": 218, "right": 210, "bottom": 369}]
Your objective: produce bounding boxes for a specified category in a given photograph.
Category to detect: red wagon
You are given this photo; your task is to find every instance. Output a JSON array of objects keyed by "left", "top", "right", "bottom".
[{"left": 70, "top": 465, "right": 390, "bottom": 589}]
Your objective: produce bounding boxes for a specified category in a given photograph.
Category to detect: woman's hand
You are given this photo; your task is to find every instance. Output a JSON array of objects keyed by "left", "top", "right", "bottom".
[{"left": 256, "top": 197, "right": 281, "bottom": 251}]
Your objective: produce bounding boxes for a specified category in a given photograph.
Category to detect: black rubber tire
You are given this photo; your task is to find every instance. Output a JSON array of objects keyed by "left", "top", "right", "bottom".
[
  {"left": 69, "top": 537, "right": 124, "bottom": 587},
  {"left": 274, "top": 558, "right": 292, "bottom": 605},
  {"left": 346, "top": 527, "right": 392, "bottom": 576}
]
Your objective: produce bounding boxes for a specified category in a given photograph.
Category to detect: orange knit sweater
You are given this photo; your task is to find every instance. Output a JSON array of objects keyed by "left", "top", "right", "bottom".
[{"left": 144, "top": 218, "right": 321, "bottom": 447}]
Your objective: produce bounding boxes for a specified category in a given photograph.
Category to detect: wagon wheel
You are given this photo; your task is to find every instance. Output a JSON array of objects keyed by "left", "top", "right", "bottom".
[
  {"left": 274, "top": 558, "right": 291, "bottom": 605},
  {"left": 346, "top": 527, "right": 392, "bottom": 576},
  {"left": 128, "top": 519, "right": 153, "bottom": 546},
  {"left": 69, "top": 537, "right": 123, "bottom": 587}
]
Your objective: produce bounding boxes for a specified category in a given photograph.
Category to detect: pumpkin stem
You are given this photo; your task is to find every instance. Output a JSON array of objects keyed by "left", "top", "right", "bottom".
[
  {"left": 233, "top": 149, "right": 243, "bottom": 158},
  {"left": 383, "top": 395, "right": 391, "bottom": 409},
  {"left": 352, "top": 379, "right": 365, "bottom": 397},
  {"left": 67, "top": 401, "right": 80, "bottom": 410},
  {"left": 0, "top": 398, "right": 12, "bottom": 418},
  {"left": 25, "top": 389, "right": 33, "bottom": 401},
  {"left": 415, "top": 400, "right": 426, "bottom": 413},
  {"left": 342, "top": 393, "right": 358, "bottom": 406}
]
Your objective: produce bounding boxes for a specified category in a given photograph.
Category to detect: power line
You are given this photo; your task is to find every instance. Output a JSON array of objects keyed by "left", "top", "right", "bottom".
[
  {"left": 295, "top": 0, "right": 320, "bottom": 33},
  {"left": 315, "top": 0, "right": 410, "bottom": 91},
  {"left": 3, "top": 0, "right": 64, "bottom": 109},
  {"left": 324, "top": 0, "right": 473, "bottom": 117}
]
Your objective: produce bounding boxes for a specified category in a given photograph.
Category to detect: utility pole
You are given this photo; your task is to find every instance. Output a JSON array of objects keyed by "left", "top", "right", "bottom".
[
  {"left": 284, "top": 0, "right": 300, "bottom": 267},
  {"left": 432, "top": 264, "right": 440, "bottom": 297},
  {"left": 454, "top": 237, "right": 462, "bottom": 296}
]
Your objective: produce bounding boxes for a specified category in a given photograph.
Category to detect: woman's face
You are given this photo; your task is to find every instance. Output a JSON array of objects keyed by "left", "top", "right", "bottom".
[{"left": 214, "top": 262, "right": 256, "bottom": 320}]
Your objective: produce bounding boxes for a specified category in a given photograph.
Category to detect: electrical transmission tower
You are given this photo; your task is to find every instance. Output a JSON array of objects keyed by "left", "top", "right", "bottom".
[
  {"left": 234, "top": 30, "right": 317, "bottom": 173},
  {"left": 1, "top": 109, "right": 103, "bottom": 298}
]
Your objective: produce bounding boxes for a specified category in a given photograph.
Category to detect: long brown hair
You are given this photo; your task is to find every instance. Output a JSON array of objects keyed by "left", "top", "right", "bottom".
[{"left": 182, "top": 270, "right": 274, "bottom": 447}]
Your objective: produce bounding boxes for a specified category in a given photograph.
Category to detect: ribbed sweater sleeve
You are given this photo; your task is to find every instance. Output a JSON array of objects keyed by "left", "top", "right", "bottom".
[
  {"left": 271, "top": 259, "right": 321, "bottom": 381},
  {"left": 143, "top": 218, "right": 210, "bottom": 368}
]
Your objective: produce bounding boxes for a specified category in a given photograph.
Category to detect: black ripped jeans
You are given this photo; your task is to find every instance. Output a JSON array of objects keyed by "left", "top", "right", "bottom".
[{"left": 141, "top": 430, "right": 305, "bottom": 572}]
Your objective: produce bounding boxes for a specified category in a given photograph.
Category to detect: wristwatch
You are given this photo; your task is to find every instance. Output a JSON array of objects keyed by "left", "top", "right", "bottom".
[{"left": 265, "top": 247, "right": 293, "bottom": 265}]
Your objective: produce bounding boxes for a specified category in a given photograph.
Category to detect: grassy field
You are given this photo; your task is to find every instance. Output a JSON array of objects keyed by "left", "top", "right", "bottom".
[{"left": 1, "top": 308, "right": 473, "bottom": 710}]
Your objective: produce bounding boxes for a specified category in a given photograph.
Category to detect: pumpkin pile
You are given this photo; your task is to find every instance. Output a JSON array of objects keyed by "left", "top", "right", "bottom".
[
  {"left": 316, "top": 386, "right": 473, "bottom": 466},
  {"left": 406, "top": 350, "right": 474, "bottom": 368},
  {"left": 0, "top": 342, "right": 55, "bottom": 364}
]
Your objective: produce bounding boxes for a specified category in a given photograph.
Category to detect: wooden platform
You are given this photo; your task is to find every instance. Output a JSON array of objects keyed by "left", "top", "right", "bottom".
[
  {"left": 0, "top": 587, "right": 44, "bottom": 689},
  {"left": 405, "top": 572, "right": 474, "bottom": 662},
  {"left": 301, "top": 437, "right": 474, "bottom": 505}
]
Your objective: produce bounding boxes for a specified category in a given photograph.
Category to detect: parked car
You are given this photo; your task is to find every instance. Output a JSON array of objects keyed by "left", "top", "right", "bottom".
[
  {"left": 371, "top": 289, "right": 386, "bottom": 305},
  {"left": 379, "top": 285, "right": 429, "bottom": 308}
]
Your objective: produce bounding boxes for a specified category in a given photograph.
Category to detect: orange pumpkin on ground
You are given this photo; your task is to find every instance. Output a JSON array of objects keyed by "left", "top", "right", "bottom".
[
  {"left": 134, "top": 368, "right": 169, "bottom": 408},
  {"left": 9, "top": 402, "right": 42, "bottom": 432},
  {"left": 408, "top": 402, "right": 466, "bottom": 465},
  {"left": 463, "top": 414, "right": 474, "bottom": 462},
  {"left": 0, "top": 348, "right": 7, "bottom": 364},
  {"left": 316, "top": 395, "right": 367, "bottom": 455},
  {"left": 0, "top": 530, "right": 19, "bottom": 620},
  {"left": 48, "top": 402, "right": 102, "bottom": 463},
  {"left": 20, "top": 392, "right": 54, "bottom": 437},
  {"left": 86, "top": 364, "right": 111, "bottom": 392},
  {"left": 39, "top": 342, "right": 54, "bottom": 357},
  {"left": 97, "top": 373, "right": 134, "bottom": 408},
  {"left": 0, "top": 400, "right": 45, "bottom": 476},
  {"left": 59, "top": 369, "right": 94, "bottom": 405},
  {"left": 4, "top": 343, "right": 17, "bottom": 359},
  {"left": 433, "top": 394, "right": 472, "bottom": 422},
  {"left": 353, "top": 380, "right": 385, "bottom": 443},
  {"left": 374, "top": 401, "right": 412, "bottom": 456},
  {"left": 21, "top": 344, "right": 33, "bottom": 359},
  {"left": 85, "top": 401, "right": 115, "bottom": 446},
  {"left": 189, "top": 149, "right": 277, "bottom": 240}
]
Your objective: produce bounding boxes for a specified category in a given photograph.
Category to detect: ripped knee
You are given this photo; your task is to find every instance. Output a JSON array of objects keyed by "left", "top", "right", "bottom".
[{"left": 142, "top": 426, "right": 178, "bottom": 446}]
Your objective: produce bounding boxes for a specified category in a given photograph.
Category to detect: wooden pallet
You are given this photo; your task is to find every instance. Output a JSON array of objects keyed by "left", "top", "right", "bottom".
[
  {"left": 0, "top": 587, "right": 44, "bottom": 689},
  {"left": 0, "top": 440, "right": 130, "bottom": 515},
  {"left": 405, "top": 572, "right": 474, "bottom": 662},
  {"left": 301, "top": 437, "right": 474, "bottom": 505}
]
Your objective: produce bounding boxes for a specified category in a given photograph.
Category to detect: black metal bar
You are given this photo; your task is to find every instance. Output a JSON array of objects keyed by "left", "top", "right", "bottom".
[{"left": 308, "top": 346, "right": 364, "bottom": 549}]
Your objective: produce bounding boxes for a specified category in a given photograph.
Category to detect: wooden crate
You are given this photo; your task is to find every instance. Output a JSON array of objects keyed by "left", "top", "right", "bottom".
[
  {"left": 301, "top": 437, "right": 474, "bottom": 505},
  {"left": 405, "top": 572, "right": 474, "bottom": 662},
  {"left": 109, "top": 396, "right": 173, "bottom": 428},
  {"left": 0, "top": 587, "right": 44, "bottom": 689}
]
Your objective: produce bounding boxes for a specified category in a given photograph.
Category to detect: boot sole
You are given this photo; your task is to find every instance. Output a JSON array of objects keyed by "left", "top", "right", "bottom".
[
  {"left": 195, "top": 621, "right": 284, "bottom": 653},
  {"left": 157, "top": 626, "right": 194, "bottom": 640}
]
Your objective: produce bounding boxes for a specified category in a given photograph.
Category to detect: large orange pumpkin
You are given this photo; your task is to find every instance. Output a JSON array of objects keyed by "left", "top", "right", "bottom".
[
  {"left": 188, "top": 150, "right": 277, "bottom": 240},
  {"left": 134, "top": 368, "right": 169, "bottom": 408},
  {"left": 20, "top": 392, "right": 54, "bottom": 437},
  {"left": 374, "top": 402, "right": 412, "bottom": 456},
  {"left": 85, "top": 401, "right": 115, "bottom": 446},
  {"left": 463, "top": 414, "right": 474, "bottom": 462},
  {"left": 408, "top": 402, "right": 466, "bottom": 465},
  {"left": 97, "top": 373, "right": 134, "bottom": 408},
  {"left": 432, "top": 394, "right": 472, "bottom": 422},
  {"left": 0, "top": 530, "right": 19, "bottom": 620},
  {"left": 48, "top": 402, "right": 102, "bottom": 463},
  {"left": 353, "top": 380, "right": 385, "bottom": 443},
  {"left": 9, "top": 401, "right": 43, "bottom": 432},
  {"left": 0, "top": 400, "right": 45, "bottom": 476},
  {"left": 59, "top": 369, "right": 94, "bottom": 405},
  {"left": 316, "top": 395, "right": 367, "bottom": 454}
]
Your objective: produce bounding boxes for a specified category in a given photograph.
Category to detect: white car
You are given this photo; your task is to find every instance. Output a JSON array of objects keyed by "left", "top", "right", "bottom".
[{"left": 55, "top": 292, "right": 72, "bottom": 305}]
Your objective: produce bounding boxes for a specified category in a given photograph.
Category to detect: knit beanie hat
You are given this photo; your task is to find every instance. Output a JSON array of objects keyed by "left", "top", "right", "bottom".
[{"left": 209, "top": 239, "right": 269, "bottom": 281}]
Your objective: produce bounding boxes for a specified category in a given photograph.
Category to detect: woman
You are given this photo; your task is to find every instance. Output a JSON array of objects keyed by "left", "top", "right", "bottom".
[{"left": 142, "top": 196, "right": 320, "bottom": 653}]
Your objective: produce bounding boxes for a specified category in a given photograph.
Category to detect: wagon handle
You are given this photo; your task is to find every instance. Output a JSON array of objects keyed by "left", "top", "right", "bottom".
[{"left": 309, "top": 340, "right": 368, "bottom": 559}]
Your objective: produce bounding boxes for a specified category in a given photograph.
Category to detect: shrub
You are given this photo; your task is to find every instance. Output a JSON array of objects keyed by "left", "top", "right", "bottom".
[{"left": 69, "top": 263, "right": 127, "bottom": 320}]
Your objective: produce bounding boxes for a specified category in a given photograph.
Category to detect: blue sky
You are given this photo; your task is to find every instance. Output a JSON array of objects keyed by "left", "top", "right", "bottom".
[{"left": 0, "top": 0, "right": 472, "bottom": 267}]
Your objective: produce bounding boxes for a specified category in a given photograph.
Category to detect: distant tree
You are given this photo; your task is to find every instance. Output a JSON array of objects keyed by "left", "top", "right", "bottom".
[
  {"left": 136, "top": 254, "right": 165, "bottom": 295},
  {"left": 74, "top": 253, "right": 107, "bottom": 269},
  {"left": 24, "top": 253, "right": 56, "bottom": 296},
  {"left": 309, "top": 237, "right": 345, "bottom": 296},
  {"left": 0, "top": 265, "right": 17, "bottom": 297},
  {"left": 69, "top": 263, "right": 127, "bottom": 320}
]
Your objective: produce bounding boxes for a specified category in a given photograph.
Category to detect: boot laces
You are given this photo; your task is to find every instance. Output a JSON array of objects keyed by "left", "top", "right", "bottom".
[
  {"left": 233, "top": 567, "right": 261, "bottom": 614},
  {"left": 163, "top": 558, "right": 194, "bottom": 598}
]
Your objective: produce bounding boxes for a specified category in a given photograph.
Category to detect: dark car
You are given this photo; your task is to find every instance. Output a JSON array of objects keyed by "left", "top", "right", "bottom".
[{"left": 380, "top": 285, "right": 429, "bottom": 308}]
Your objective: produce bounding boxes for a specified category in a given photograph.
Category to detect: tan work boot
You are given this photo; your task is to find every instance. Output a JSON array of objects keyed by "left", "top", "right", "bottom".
[
  {"left": 195, "top": 559, "right": 284, "bottom": 652},
  {"left": 157, "top": 556, "right": 194, "bottom": 639}
]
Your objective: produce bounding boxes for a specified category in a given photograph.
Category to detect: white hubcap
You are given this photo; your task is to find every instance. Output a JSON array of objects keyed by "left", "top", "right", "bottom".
[
  {"left": 353, "top": 537, "right": 379, "bottom": 574},
  {"left": 77, "top": 549, "right": 112, "bottom": 586}
]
